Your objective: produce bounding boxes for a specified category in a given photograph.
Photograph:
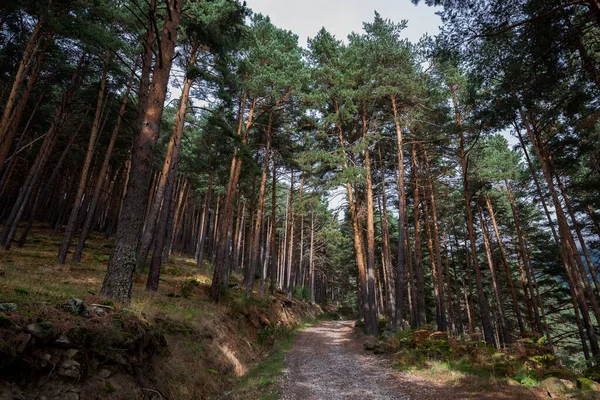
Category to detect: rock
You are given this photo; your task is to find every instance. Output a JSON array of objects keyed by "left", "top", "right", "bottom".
[
  {"left": 27, "top": 321, "right": 54, "bottom": 340},
  {"left": 55, "top": 334, "right": 71, "bottom": 347},
  {"left": 98, "top": 368, "right": 112, "bottom": 379},
  {"left": 560, "top": 379, "right": 576, "bottom": 390},
  {"left": 58, "top": 357, "right": 81, "bottom": 379},
  {"left": 382, "top": 330, "right": 395, "bottom": 338},
  {"left": 0, "top": 303, "right": 17, "bottom": 312},
  {"left": 364, "top": 339, "right": 377, "bottom": 350},
  {"left": 63, "top": 298, "right": 85, "bottom": 315},
  {"left": 540, "top": 377, "right": 567, "bottom": 395},
  {"left": 86, "top": 306, "right": 106, "bottom": 315},
  {"left": 65, "top": 348, "right": 79, "bottom": 358},
  {"left": 62, "top": 392, "right": 79, "bottom": 400},
  {"left": 17, "top": 333, "right": 32, "bottom": 353}
]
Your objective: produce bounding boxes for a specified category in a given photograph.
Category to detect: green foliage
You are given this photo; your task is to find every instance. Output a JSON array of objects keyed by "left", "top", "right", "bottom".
[
  {"left": 181, "top": 278, "right": 200, "bottom": 299},
  {"left": 577, "top": 377, "right": 597, "bottom": 391}
]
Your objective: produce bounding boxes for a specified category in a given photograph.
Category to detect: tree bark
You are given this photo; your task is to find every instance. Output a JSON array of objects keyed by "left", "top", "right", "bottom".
[
  {"left": 101, "top": 0, "right": 183, "bottom": 301},
  {"left": 391, "top": 96, "right": 407, "bottom": 330}
]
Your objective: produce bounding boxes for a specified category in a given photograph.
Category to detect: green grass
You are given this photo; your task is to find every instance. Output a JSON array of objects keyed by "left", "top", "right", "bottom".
[{"left": 232, "top": 331, "right": 297, "bottom": 400}]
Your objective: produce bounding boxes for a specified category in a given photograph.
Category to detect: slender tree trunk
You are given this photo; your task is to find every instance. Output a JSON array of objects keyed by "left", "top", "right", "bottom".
[
  {"left": 451, "top": 85, "right": 495, "bottom": 345},
  {"left": 210, "top": 95, "right": 257, "bottom": 301},
  {"left": 0, "top": 39, "right": 47, "bottom": 173},
  {"left": 479, "top": 206, "right": 509, "bottom": 345},
  {"left": 333, "top": 100, "right": 375, "bottom": 335},
  {"left": 411, "top": 144, "right": 426, "bottom": 327},
  {"left": 379, "top": 145, "right": 395, "bottom": 323},
  {"left": 485, "top": 195, "right": 526, "bottom": 336},
  {"left": 362, "top": 108, "right": 378, "bottom": 329},
  {"left": 269, "top": 156, "right": 278, "bottom": 293},
  {"left": 422, "top": 145, "right": 447, "bottom": 332},
  {"left": 391, "top": 96, "right": 407, "bottom": 330},
  {"left": 0, "top": 17, "right": 43, "bottom": 144},
  {"left": 246, "top": 114, "right": 273, "bottom": 296},
  {"left": 195, "top": 173, "right": 213, "bottom": 267}
]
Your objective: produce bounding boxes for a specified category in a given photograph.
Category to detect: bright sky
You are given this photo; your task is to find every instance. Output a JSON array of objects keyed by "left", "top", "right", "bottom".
[{"left": 244, "top": 0, "right": 442, "bottom": 47}]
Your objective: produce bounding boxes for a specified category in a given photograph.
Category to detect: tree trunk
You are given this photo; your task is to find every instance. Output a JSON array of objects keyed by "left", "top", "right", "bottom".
[
  {"left": 138, "top": 40, "right": 199, "bottom": 271},
  {"left": 0, "top": 17, "right": 43, "bottom": 144},
  {"left": 411, "top": 144, "right": 426, "bottom": 327},
  {"left": 362, "top": 108, "right": 379, "bottom": 330},
  {"left": 422, "top": 144, "right": 447, "bottom": 332},
  {"left": 485, "top": 195, "right": 526, "bottom": 336},
  {"left": 195, "top": 174, "right": 213, "bottom": 267},
  {"left": 210, "top": 94, "right": 257, "bottom": 301},
  {"left": 391, "top": 96, "right": 407, "bottom": 330},
  {"left": 101, "top": 0, "right": 183, "bottom": 301},
  {"left": 451, "top": 85, "right": 495, "bottom": 345},
  {"left": 478, "top": 205, "right": 510, "bottom": 345},
  {"left": 246, "top": 113, "right": 273, "bottom": 296}
]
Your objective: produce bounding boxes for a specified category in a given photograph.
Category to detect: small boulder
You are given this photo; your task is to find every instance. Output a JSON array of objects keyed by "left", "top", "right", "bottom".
[
  {"left": 63, "top": 298, "right": 85, "bottom": 316},
  {"left": 98, "top": 368, "right": 112, "bottom": 379},
  {"left": 560, "top": 379, "right": 576, "bottom": 390},
  {"left": 0, "top": 303, "right": 17, "bottom": 312},
  {"left": 58, "top": 359, "right": 81, "bottom": 379},
  {"left": 55, "top": 334, "right": 71, "bottom": 347},
  {"left": 540, "top": 377, "right": 567, "bottom": 395},
  {"left": 86, "top": 306, "right": 106, "bottom": 315},
  {"left": 27, "top": 321, "right": 54, "bottom": 340},
  {"left": 364, "top": 339, "right": 377, "bottom": 351}
]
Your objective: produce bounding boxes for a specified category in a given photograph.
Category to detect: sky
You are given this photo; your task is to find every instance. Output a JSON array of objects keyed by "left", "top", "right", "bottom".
[{"left": 244, "top": 0, "right": 442, "bottom": 47}]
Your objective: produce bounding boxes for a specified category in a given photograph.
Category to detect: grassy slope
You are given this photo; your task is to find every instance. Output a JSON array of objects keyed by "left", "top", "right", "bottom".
[{"left": 0, "top": 227, "right": 320, "bottom": 399}]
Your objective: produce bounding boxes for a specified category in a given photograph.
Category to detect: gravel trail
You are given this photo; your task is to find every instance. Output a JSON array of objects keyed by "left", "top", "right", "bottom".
[{"left": 281, "top": 320, "right": 410, "bottom": 400}]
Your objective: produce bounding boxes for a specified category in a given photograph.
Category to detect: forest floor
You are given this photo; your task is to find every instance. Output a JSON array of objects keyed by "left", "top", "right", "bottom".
[{"left": 282, "top": 320, "right": 546, "bottom": 400}]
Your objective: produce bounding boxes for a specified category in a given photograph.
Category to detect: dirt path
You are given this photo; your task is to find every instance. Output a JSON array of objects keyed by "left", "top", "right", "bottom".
[{"left": 281, "top": 320, "right": 544, "bottom": 400}]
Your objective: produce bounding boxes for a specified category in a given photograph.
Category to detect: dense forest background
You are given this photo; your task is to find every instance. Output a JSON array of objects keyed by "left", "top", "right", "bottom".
[{"left": 1, "top": 0, "right": 599, "bottom": 368}]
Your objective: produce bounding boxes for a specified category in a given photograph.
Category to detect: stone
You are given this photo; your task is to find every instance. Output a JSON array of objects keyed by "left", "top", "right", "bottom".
[
  {"left": 540, "top": 377, "right": 567, "bottom": 395},
  {"left": 98, "top": 368, "right": 112, "bottom": 379},
  {"left": 560, "top": 379, "right": 576, "bottom": 390},
  {"left": 27, "top": 321, "right": 54, "bottom": 340},
  {"left": 58, "top": 356, "right": 82, "bottom": 378},
  {"left": 61, "top": 359, "right": 80, "bottom": 369},
  {"left": 86, "top": 306, "right": 106, "bottom": 315},
  {"left": 17, "top": 333, "right": 32, "bottom": 353},
  {"left": 364, "top": 339, "right": 377, "bottom": 351},
  {"left": 65, "top": 349, "right": 79, "bottom": 358},
  {"left": 55, "top": 334, "right": 71, "bottom": 347},
  {"left": 63, "top": 298, "right": 85, "bottom": 315},
  {"left": 0, "top": 303, "right": 17, "bottom": 312}
]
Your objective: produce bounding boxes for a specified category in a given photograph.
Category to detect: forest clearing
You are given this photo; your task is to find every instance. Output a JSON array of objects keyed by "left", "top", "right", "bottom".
[{"left": 1, "top": 0, "right": 600, "bottom": 398}]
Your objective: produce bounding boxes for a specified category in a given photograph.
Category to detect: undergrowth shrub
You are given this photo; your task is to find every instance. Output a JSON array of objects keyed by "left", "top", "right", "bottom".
[{"left": 386, "top": 327, "right": 563, "bottom": 386}]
